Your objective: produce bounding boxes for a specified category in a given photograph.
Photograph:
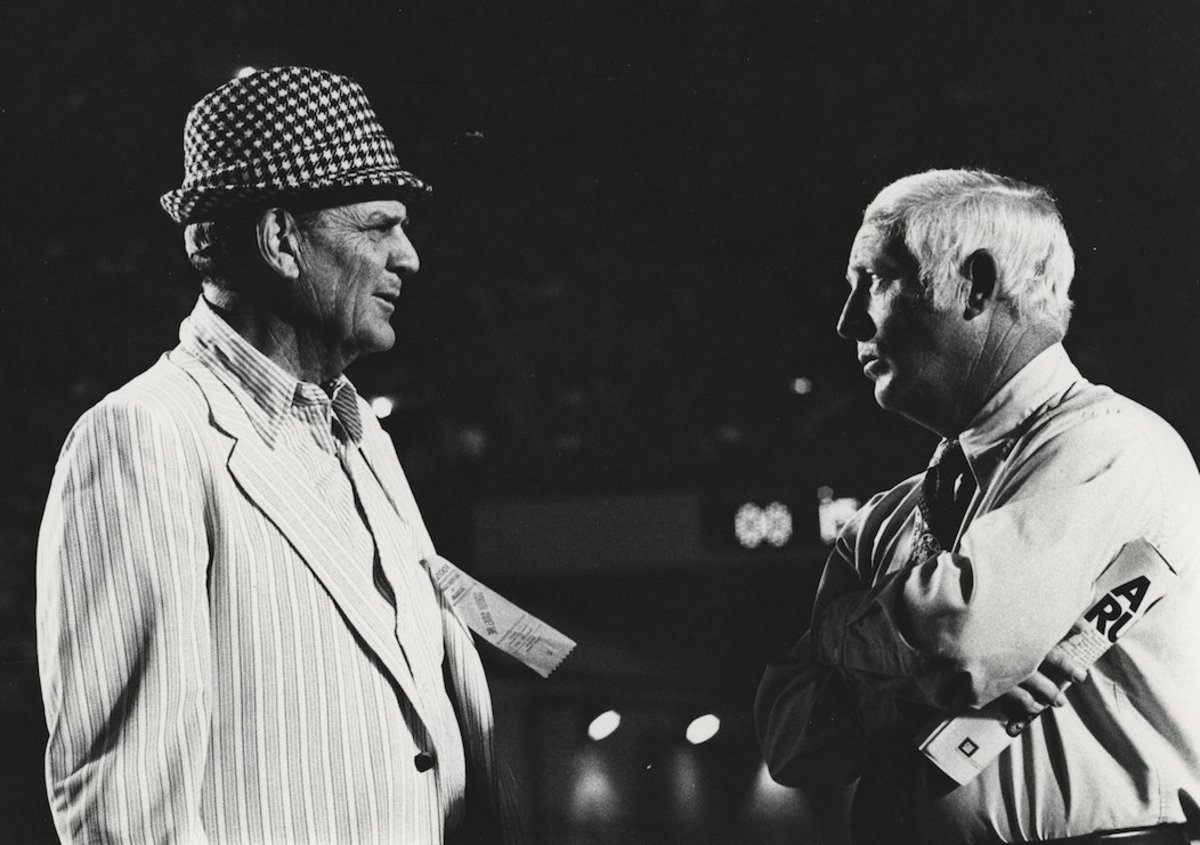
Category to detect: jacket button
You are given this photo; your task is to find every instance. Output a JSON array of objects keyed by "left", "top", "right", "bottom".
[{"left": 414, "top": 752, "right": 435, "bottom": 772}]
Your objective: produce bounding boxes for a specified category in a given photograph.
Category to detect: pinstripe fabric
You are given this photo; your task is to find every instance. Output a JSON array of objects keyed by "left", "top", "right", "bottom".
[{"left": 37, "top": 297, "right": 505, "bottom": 844}]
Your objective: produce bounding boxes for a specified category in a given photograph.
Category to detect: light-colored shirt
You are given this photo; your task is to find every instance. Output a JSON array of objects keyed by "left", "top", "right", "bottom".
[
  {"left": 757, "top": 344, "right": 1200, "bottom": 843},
  {"left": 38, "top": 297, "right": 480, "bottom": 843}
]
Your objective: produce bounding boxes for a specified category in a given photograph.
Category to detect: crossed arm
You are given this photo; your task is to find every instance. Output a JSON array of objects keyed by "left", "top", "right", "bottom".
[{"left": 756, "top": 422, "right": 1157, "bottom": 786}]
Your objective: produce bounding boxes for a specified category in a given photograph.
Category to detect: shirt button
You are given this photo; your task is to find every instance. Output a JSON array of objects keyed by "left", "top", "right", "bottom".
[{"left": 414, "top": 752, "right": 435, "bottom": 772}]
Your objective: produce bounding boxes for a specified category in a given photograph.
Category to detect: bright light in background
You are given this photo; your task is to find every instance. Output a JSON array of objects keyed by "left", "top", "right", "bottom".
[
  {"left": 734, "top": 502, "right": 793, "bottom": 549},
  {"left": 667, "top": 746, "right": 705, "bottom": 823},
  {"left": 790, "top": 376, "right": 813, "bottom": 395},
  {"left": 235, "top": 66, "right": 258, "bottom": 79},
  {"left": 685, "top": 714, "right": 720, "bottom": 745},
  {"left": 568, "top": 747, "right": 624, "bottom": 825},
  {"left": 817, "top": 486, "right": 861, "bottom": 544},
  {"left": 587, "top": 710, "right": 621, "bottom": 741},
  {"left": 370, "top": 396, "right": 396, "bottom": 419}
]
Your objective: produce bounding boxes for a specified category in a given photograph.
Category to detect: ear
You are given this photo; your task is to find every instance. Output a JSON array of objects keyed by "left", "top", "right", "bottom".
[
  {"left": 255, "top": 208, "right": 303, "bottom": 279},
  {"left": 962, "top": 249, "right": 997, "bottom": 317}
]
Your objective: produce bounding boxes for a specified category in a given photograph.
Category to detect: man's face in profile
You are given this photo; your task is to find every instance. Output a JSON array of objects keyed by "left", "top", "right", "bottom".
[
  {"left": 292, "top": 199, "right": 420, "bottom": 366},
  {"left": 839, "top": 223, "right": 977, "bottom": 431}
]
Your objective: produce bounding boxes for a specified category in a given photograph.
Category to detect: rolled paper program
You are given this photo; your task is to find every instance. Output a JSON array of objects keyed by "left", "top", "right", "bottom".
[{"left": 915, "top": 538, "right": 1176, "bottom": 785}]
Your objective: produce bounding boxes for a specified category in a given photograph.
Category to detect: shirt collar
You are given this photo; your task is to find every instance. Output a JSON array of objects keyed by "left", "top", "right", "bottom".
[
  {"left": 178, "top": 296, "right": 362, "bottom": 447},
  {"left": 957, "top": 343, "right": 1084, "bottom": 481}
]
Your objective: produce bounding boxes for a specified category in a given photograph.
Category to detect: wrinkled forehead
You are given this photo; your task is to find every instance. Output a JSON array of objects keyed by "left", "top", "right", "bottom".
[
  {"left": 301, "top": 198, "right": 411, "bottom": 228},
  {"left": 846, "top": 221, "right": 912, "bottom": 276},
  {"left": 335, "top": 198, "right": 410, "bottom": 220}
]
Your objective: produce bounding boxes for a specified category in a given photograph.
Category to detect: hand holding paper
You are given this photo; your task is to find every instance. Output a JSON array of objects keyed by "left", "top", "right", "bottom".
[{"left": 915, "top": 538, "right": 1176, "bottom": 785}]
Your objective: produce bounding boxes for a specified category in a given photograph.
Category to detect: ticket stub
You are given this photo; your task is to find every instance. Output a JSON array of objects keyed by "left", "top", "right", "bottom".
[
  {"left": 915, "top": 538, "right": 1175, "bottom": 785},
  {"left": 425, "top": 555, "right": 576, "bottom": 678}
]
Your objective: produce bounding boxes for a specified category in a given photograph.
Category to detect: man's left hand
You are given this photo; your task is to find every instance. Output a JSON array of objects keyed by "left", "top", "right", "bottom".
[{"left": 994, "top": 626, "right": 1090, "bottom": 720}]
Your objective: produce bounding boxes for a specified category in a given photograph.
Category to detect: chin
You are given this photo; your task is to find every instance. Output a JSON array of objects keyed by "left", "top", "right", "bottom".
[
  {"left": 872, "top": 376, "right": 897, "bottom": 410},
  {"left": 359, "top": 328, "right": 397, "bottom": 356},
  {"left": 873, "top": 381, "right": 917, "bottom": 421}
]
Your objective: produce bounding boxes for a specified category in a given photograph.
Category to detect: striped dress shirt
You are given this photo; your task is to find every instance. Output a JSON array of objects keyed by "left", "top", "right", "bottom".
[{"left": 38, "top": 297, "right": 505, "bottom": 844}]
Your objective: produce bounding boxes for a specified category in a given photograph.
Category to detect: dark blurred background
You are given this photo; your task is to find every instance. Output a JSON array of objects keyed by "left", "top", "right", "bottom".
[{"left": 3, "top": 1, "right": 1200, "bottom": 841}]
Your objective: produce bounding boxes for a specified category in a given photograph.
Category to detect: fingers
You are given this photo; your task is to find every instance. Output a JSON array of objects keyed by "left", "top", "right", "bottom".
[
  {"left": 996, "top": 685, "right": 1044, "bottom": 721},
  {"left": 996, "top": 670, "right": 1073, "bottom": 721},
  {"left": 1018, "top": 671, "right": 1068, "bottom": 708},
  {"left": 1041, "top": 642, "right": 1090, "bottom": 686},
  {"left": 995, "top": 642, "right": 1094, "bottom": 722}
]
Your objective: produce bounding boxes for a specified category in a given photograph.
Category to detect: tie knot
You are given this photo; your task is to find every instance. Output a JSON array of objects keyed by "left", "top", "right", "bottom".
[
  {"left": 928, "top": 438, "right": 971, "bottom": 500},
  {"left": 930, "top": 438, "right": 965, "bottom": 471}
]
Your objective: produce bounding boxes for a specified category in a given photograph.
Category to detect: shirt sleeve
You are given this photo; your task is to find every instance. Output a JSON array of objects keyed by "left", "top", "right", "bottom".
[
  {"left": 895, "top": 414, "right": 1162, "bottom": 706},
  {"left": 37, "top": 399, "right": 213, "bottom": 844},
  {"left": 757, "top": 409, "right": 1165, "bottom": 784},
  {"left": 756, "top": 493, "right": 922, "bottom": 786}
]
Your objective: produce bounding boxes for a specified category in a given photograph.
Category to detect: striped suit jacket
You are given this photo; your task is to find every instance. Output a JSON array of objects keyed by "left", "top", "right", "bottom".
[{"left": 37, "top": 344, "right": 509, "bottom": 844}]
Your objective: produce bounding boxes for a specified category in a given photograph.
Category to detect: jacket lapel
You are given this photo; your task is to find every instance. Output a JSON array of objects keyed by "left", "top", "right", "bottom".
[
  {"left": 169, "top": 350, "right": 433, "bottom": 732},
  {"left": 358, "top": 415, "right": 435, "bottom": 556},
  {"left": 358, "top": 408, "right": 505, "bottom": 806}
]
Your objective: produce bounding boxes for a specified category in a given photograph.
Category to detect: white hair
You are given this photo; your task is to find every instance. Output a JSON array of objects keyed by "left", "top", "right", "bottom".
[
  {"left": 182, "top": 207, "right": 323, "bottom": 291},
  {"left": 863, "top": 169, "right": 1075, "bottom": 332}
]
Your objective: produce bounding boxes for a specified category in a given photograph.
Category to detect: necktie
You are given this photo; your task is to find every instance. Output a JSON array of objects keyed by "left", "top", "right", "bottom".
[
  {"left": 328, "top": 380, "right": 364, "bottom": 443},
  {"left": 917, "top": 438, "right": 976, "bottom": 551}
]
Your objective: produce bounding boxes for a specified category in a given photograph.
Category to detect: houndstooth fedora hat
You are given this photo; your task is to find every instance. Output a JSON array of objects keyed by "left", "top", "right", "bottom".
[{"left": 160, "top": 66, "right": 431, "bottom": 224}]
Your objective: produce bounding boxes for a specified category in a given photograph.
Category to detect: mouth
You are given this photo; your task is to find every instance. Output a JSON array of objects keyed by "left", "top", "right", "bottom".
[
  {"left": 373, "top": 290, "right": 400, "bottom": 310},
  {"left": 858, "top": 353, "right": 882, "bottom": 376}
]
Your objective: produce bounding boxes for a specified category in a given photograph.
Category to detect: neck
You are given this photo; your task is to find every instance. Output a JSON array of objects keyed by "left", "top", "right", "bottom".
[
  {"left": 203, "top": 288, "right": 347, "bottom": 383},
  {"left": 952, "top": 318, "right": 1062, "bottom": 433},
  {"left": 921, "top": 316, "right": 1061, "bottom": 438}
]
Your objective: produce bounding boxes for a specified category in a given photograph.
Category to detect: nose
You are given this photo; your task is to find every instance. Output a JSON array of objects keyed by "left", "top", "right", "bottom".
[
  {"left": 836, "top": 286, "right": 873, "bottom": 341},
  {"left": 389, "top": 229, "right": 420, "bottom": 276}
]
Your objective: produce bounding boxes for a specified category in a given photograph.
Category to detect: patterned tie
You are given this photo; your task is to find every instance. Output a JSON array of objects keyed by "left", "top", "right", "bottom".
[
  {"left": 328, "top": 380, "right": 364, "bottom": 443},
  {"left": 917, "top": 438, "right": 976, "bottom": 552}
]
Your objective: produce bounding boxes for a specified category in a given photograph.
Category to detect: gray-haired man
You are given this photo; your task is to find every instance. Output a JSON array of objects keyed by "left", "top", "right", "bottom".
[{"left": 757, "top": 169, "right": 1200, "bottom": 844}]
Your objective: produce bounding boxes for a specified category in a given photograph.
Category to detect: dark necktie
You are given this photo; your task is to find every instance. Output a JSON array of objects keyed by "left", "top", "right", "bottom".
[{"left": 917, "top": 438, "right": 976, "bottom": 551}]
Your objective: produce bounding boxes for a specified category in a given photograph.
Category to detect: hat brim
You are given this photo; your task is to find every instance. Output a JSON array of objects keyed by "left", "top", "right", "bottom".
[{"left": 160, "top": 170, "right": 432, "bottom": 225}]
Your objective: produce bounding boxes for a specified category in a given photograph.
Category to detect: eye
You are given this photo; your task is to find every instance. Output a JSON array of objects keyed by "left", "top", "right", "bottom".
[
  {"left": 364, "top": 216, "right": 409, "bottom": 235},
  {"left": 868, "top": 271, "right": 894, "bottom": 290}
]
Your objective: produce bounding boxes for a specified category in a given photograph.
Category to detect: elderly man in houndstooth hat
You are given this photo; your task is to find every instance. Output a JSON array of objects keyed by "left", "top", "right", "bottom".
[{"left": 37, "top": 66, "right": 523, "bottom": 844}]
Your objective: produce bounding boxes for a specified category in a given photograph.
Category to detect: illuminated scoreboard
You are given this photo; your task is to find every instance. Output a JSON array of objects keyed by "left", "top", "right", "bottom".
[
  {"left": 471, "top": 487, "right": 861, "bottom": 575},
  {"left": 732, "top": 501, "right": 795, "bottom": 549},
  {"left": 705, "top": 487, "right": 861, "bottom": 552}
]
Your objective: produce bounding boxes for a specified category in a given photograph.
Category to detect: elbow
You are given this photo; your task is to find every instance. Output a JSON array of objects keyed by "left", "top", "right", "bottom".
[
  {"left": 759, "top": 730, "right": 827, "bottom": 788},
  {"left": 755, "top": 689, "right": 861, "bottom": 788},
  {"left": 763, "top": 753, "right": 807, "bottom": 789},
  {"left": 756, "top": 706, "right": 808, "bottom": 787},
  {"left": 760, "top": 730, "right": 860, "bottom": 788}
]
